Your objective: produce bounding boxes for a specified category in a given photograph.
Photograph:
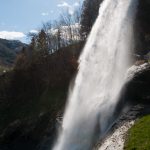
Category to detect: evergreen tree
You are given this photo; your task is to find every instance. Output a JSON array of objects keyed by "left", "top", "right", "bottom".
[
  {"left": 37, "top": 29, "right": 49, "bottom": 56},
  {"left": 80, "top": 0, "right": 103, "bottom": 39}
]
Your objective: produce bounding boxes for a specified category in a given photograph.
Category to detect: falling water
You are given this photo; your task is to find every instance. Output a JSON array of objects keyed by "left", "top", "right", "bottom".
[{"left": 53, "top": 0, "right": 138, "bottom": 149}]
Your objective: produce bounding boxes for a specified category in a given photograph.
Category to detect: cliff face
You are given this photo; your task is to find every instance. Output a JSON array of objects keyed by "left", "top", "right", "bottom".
[
  {"left": 95, "top": 63, "right": 150, "bottom": 150},
  {"left": 122, "top": 63, "right": 150, "bottom": 105},
  {"left": 80, "top": 0, "right": 103, "bottom": 37},
  {"left": 135, "top": 0, "right": 150, "bottom": 55},
  {"left": 81, "top": 0, "right": 150, "bottom": 55}
]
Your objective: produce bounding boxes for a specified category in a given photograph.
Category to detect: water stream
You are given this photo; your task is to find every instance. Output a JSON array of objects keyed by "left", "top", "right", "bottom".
[{"left": 53, "top": 0, "right": 138, "bottom": 149}]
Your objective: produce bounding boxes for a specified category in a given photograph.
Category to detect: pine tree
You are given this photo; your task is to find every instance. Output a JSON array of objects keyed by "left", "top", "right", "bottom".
[
  {"left": 37, "top": 29, "right": 49, "bottom": 56},
  {"left": 80, "top": 0, "right": 103, "bottom": 39}
]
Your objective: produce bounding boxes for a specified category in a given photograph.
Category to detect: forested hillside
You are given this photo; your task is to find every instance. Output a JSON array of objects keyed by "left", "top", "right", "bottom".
[
  {"left": 0, "top": 38, "right": 26, "bottom": 65},
  {"left": 0, "top": 1, "right": 87, "bottom": 149}
]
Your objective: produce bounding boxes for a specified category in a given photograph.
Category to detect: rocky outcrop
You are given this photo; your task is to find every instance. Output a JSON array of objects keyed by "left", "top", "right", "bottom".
[
  {"left": 125, "top": 63, "right": 150, "bottom": 104},
  {"left": 94, "top": 105, "right": 144, "bottom": 150},
  {"left": 94, "top": 63, "right": 150, "bottom": 150},
  {"left": 80, "top": 0, "right": 150, "bottom": 55},
  {"left": 110, "top": 63, "right": 150, "bottom": 123},
  {"left": 135, "top": 0, "right": 150, "bottom": 55}
]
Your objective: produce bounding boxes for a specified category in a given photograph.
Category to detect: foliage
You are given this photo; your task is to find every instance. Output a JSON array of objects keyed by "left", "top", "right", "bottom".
[
  {"left": 28, "top": 8, "right": 82, "bottom": 54},
  {"left": 124, "top": 115, "right": 150, "bottom": 150},
  {"left": 0, "top": 41, "right": 84, "bottom": 129},
  {"left": 80, "top": 0, "right": 103, "bottom": 39},
  {"left": 0, "top": 38, "right": 27, "bottom": 65},
  {"left": 0, "top": 65, "right": 11, "bottom": 74},
  {"left": 0, "top": 1, "right": 104, "bottom": 148},
  {"left": 0, "top": 41, "right": 84, "bottom": 149}
]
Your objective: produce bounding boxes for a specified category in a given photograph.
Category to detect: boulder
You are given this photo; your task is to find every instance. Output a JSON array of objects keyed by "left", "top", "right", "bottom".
[{"left": 123, "top": 63, "right": 150, "bottom": 104}]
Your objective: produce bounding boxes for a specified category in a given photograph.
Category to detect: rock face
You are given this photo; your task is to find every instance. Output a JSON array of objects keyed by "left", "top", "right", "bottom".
[
  {"left": 109, "top": 63, "right": 150, "bottom": 124},
  {"left": 125, "top": 63, "right": 150, "bottom": 104},
  {"left": 135, "top": 0, "right": 150, "bottom": 55},
  {"left": 94, "top": 105, "right": 144, "bottom": 150},
  {"left": 81, "top": 0, "right": 150, "bottom": 55},
  {"left": 94, "top": 63, "right": 150, "bottom": 150}
]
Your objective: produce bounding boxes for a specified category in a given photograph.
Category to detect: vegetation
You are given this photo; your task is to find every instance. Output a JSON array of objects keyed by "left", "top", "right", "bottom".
[
  {"left": 0, "top": 65, "right": 11, "bottom": 74},
  {"left": 80, "top": 0, "right": 103, "bottom": 39},
  {"left": 0, "top": 1, "right": 90, "bottom": 148},
  {"left": 0, "top": 38, "right": 26, "bottom": 65},
  {"left": 124, "top": 115, "right": 150, "bottom": 150},
  {"left": 0, "top": 40, "right": 84, "bottom": 149}
]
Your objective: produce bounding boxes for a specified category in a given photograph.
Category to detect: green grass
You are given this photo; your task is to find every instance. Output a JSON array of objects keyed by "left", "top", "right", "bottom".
[{"left": 124, "top": 115, "right": 150, "bottom": 150}]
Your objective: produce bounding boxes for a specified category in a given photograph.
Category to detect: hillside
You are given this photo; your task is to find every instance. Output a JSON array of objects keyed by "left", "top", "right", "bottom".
[
  {"left": 0, "top": 41, "right": 84, "bottom": 150},
  {"left": 0, "top": 38, "right": 27, "bottom": 65}
]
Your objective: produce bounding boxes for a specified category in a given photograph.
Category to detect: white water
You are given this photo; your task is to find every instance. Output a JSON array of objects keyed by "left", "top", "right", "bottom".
[
  {"left": 97, "top": 105, "right": 144, "bottom": 150},
  {"left": 53, "top": 0, "right": 138, "bottom": 149}
]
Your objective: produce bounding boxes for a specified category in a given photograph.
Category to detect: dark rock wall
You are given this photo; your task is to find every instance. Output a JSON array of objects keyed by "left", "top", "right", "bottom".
[
  {"left": 135, "top": 0, "right": 150, "bottom": 55},
  {"left": 81, "top": 0, "right": 150, "bottom": 55},
  {"left": 123, "top": 66, "right": 150, "bottom": 105}
]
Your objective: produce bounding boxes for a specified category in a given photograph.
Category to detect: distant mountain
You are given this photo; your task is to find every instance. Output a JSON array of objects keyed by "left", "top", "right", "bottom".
[{"left": 0, "top": 38, "right": 27, "bottom": 65}]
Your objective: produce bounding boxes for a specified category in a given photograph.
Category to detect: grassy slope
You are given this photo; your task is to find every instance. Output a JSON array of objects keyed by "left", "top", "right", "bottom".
[{"left": 124, "top": 115, "right": 150, "bottom": 150}]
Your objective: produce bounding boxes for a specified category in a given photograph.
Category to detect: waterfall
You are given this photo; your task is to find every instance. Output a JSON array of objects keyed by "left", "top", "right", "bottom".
[{"left": 53, "top": 0, "right": 138, "bottom": 149}]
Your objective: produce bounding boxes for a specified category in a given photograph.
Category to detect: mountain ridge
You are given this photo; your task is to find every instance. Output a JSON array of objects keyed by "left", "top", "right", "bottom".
[{"left": 0, "top": 38, "right": 27, "bottom": 65}]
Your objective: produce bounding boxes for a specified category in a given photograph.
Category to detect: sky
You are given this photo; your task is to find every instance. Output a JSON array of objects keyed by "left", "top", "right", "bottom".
[{"left": 0, "top": 0, "right": 83, "bottom": 43}]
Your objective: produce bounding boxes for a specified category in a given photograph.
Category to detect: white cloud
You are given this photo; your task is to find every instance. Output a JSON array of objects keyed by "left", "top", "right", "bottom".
[
  {"left": 0, "top": 31, "right": 26, "bottom": 40},
  {"left": 41, "top": 12, "right": 49, "bottom": 16},
  {"left": 57, "top": 1, "right": 80, "bottom": 15},
  {"left": 29, "top": 30, "right": 38, "bottom": 34}
]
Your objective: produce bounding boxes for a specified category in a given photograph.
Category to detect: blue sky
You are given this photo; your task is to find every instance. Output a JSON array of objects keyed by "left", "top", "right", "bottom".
[{"left": 0, "top": 0, "right": 83, "bottom": 42}]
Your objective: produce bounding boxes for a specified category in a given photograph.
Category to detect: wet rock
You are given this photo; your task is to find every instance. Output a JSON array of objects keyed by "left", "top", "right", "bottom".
[
  {"left": 125, "top": 63, "right": 150, "bottom": 104},
  {"left": 94, "top": 63, "right": 150, "bottom": 150},
  {"left": 94, "top": 105, "right": 144, "bottom": 150}
]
